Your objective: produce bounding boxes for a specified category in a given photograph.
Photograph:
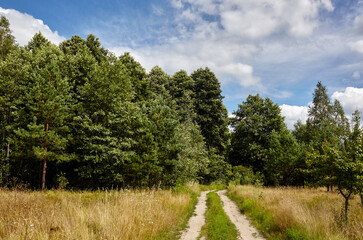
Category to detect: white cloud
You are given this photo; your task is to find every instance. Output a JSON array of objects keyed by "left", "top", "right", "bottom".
[
  {"left": 180, "top": 0, "right": 334, "bottom": 39},
  {"left": 349, "top": 40, "right": 363, "bottom": 54},
  {"left": 352, "top": 71, "right": 361, "bottom": 79},
  {"left": 354, "top": 13, "right": 363, "bottom": 34},
  {"left": 331, "top": 87, "right": 363, "bottom": 115},
  {"left": 0, "top": 7, "right": 65, "bottom": 46},
  {"left": 111, "top": 39, "right": 261, "bottom": 88},
  {"left": 108, "top": 0, "right": 335, "bottom": 91},
  {"left": 321, "top": 0, "right": 334, "bottom": 11},
  {"left": 280, "top": 104, "right": 309, "bottom": 129}
]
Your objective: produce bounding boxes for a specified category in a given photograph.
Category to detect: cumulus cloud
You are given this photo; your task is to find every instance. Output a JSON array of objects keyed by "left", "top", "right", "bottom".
[
  {"left": 280, "top": 104, "right": 309, "bottom": 129},
  {"left": 331, "top": 87, "right": 363, "bottom": 115},
  {"left": 349, "top": 40, "right": 363, "bottom": 54},
  {"left": 108, "top": 0, "right": 336, "bottom": 91},
  {"left": 0, "top": 7, "right": 65, "bottom": 46},
  {"left": 179, "top": 0, "right": 334, "bottom": 39}
]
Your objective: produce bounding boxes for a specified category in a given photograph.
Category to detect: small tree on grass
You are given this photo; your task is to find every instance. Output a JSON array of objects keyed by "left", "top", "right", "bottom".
[
  {"left": 309, "top": 110, "right": 363, "bottom": 222},
  {"left": 346, "top": 110, "right": 363, "bottom": 208},
  {"left": 324, "top": 143, "right": 357, "bottom": 222}
]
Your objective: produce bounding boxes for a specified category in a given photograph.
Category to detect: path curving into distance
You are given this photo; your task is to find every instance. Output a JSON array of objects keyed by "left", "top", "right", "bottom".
[
  {"left": 217, "top": 190, "right": 265, "bottom": 240},
  {"left": 180, "top": 190, "right": 265, "bottom": 240}
]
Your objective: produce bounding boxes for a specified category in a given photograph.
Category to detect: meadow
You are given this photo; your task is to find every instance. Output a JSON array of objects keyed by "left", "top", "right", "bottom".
[
  {"left": 228, "top": 185, "right": 363, "bottom": 240},
  {"left": 0, "top": 185, "right": 199, "bottom": 240}
]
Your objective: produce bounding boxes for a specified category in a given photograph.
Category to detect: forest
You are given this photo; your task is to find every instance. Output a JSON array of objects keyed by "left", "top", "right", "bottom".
[{"left": 0, "top": 15, "right": 362, "bottom": 206}]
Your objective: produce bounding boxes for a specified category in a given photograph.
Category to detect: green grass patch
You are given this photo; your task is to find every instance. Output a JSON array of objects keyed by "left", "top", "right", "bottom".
[
  {"left": 200, "top": 182, "right": 227, "bottom": 191},
  {"left": 227, "top": 188, "right": 312, "bottom": 240},
  {"left": 200, "top": 192, "right": 238, "bottom": 240}
]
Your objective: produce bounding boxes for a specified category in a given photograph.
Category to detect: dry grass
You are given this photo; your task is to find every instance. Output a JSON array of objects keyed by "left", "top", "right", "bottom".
[
  {"left": 0, "top": 187, "right": 195, "bottom": 240},
  {"left": 229, "top": 185, "right": 363, "bottom": 240}
]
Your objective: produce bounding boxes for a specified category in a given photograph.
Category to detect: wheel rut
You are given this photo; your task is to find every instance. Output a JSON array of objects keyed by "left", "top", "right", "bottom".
[{"left": 180, "top": 190, "right": 265, "bottom": 240}]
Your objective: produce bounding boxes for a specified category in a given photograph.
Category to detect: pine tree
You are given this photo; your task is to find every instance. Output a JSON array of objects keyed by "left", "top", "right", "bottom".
[
  {"left": 191, "top": 67, "right": 229, "bottom": 155},
  {"left": 72, "top": 58, "right": 136, "bottom": 188},
  {"left": 148, "top": 66, "right": 171, "bottom": 97},
  {"left": 26, "top": 32, "right": 50, "bottom": 52},
  {"left": 13, "top": 44, "right": 71, "bottom": 190},
  {"left": 119, "top": 53, "right": 151, "bottom": 102},
  {"left": 0, "top": 16, "right": 16, "bottom": 60},
  {"left": 170, "top": 70, "right": 196, "bottom": 121},
  {"left": 0, "top": 46, "right": 30, "bottom": 186}
]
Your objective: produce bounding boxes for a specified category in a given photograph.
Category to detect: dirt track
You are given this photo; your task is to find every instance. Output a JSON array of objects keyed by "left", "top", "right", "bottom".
[
  {"left": 217, "top": 190, "right": 265, "bottom": 240},
  {"left": 180, "top": 190, "right": 265, "bottom": 240},
  {"left": 180, "top": 191, "right": 209, "bottom": 240}
]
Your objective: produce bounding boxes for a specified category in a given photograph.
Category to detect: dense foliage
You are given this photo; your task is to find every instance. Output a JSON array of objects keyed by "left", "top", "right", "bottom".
[
  {"left": 0, "top": 17, "right": 362, "bottom": 210},
  {"left": 0, "top": 17, "right": 228, "bottom": 189}
]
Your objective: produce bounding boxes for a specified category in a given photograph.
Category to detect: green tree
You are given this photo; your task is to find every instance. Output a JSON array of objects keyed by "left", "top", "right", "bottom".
[
  {"left": 170, "top": 70, "right": 196, "bottom": 121},
  {"left": 0, "top": 16, "right": 16, "bottom": 60},
  {"left": 229, "top": 94, "right": 285, "bottom": 184},
  {"left": 26, "top": 32, "right": 50, "bottom": 52},
  {"left": 72, "top": 59, "right": 136, "bottom": 188},
  {"left": 0, "top": 46, "right": 32, "bottom": 186},
  {"left": 191, "top": 67, "right": 229, "bottom": 155},
  {"left": 174, "top": 119, "right": 209, "bottom": 183},
  {"left": 148, "top": 66, "right": 171, "bottom": 97},
  {"left": 307, "top": 81, "right": 332, "bottom": 131},
  {"left": 119, "top": 52, "right": 151, "bottom": 102},
  {"left": 267, "top": 129, "right": 303, "bottom": 186},
  {"left": 13, "top": 43, "right": 71, "bottom": 190},
  {"left": 86, "top": 34, "right": 108, "bottom": 63},
  {"left": 346, "top": 110, "right": 363, "bottom": 208},
  {"left": 59, "top": 35, "right": 98, "bottom": 97}
]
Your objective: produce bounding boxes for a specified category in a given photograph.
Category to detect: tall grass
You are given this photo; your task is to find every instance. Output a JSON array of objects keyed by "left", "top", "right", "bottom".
[
  {"left": 228, "top": 185, "right": 363, "bottom": 240},
  {"left": 0, "top": 185, "right": 198, "bottom": 240}
]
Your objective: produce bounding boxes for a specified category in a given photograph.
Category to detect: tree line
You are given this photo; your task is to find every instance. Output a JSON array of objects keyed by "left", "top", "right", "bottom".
[
  {"left": 0, "top": 16, "right": 362, "bottom": 217},
  {"left": 0, "top": 16, "right": 229, "bottom": 190}
]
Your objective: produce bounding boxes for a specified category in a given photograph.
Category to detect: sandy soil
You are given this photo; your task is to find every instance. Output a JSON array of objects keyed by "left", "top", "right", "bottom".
[
  {"left": 180, "top": 191, "right": 209, "bottom": 240},
  {"left": 217, "top": 190, "right": 265, "bottom": 240}
]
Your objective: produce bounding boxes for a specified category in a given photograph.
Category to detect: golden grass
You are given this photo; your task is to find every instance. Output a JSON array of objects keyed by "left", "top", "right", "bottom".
[
  {"left": 229, "top": 185, "right": 363, "bottom": 240},
  {"left": 0, "top": 187, "right": 194, "bottom": 240}
]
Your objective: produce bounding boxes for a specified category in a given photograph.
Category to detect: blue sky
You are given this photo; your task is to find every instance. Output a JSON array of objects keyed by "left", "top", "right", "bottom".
[{"left": 1, "top": 0, "right": 363, "bottom": 128}]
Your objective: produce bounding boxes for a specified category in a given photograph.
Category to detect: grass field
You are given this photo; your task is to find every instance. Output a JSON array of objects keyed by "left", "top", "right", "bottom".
[
  {"left": 0, "top": 184, "right": 199, "bottom": 240},
  {"left": 228, "top": 185, "right": 363, "bottom": 240}
]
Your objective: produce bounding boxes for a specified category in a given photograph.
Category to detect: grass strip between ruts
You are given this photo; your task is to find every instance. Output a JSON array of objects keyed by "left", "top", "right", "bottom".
[{"left": 199, "top": 191, "right": 238, "bottom": 240}]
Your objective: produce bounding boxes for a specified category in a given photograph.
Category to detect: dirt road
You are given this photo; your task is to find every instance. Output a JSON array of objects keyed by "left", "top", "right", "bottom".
[
  {"left": 180, "top": 190, "right": 265, "bottom": 240},
  {"left": 217, "top": 190, "right": 265, "bottom": 240},
  {"left": 180, "top": 191, "right": 209, "bottom": 240}
]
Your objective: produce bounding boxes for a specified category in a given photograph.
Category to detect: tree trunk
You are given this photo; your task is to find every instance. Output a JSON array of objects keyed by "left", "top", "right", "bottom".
[
  {"left": 344, "top": 196, "right": 349, "bottom": 223},
  {"left": 149, "top": 173, "right": 152, "bottom": 189},
  {"left": 41, "top": 157, "right": 47, "bottom": 190},
  {"left": 339, "top": 190, "right": 352, "bottom": 223},
  {"left": 360, "top": 194, "right": 363, "bottom": 208},
  {"left": 327, "top": 185, "right": 329, "bottom": 192},
  {"left": 6, "top": 142, "right": 9, "bottom": 158},
  {"left": 41, "top": 123, "right": 49, "bottom": 191}
]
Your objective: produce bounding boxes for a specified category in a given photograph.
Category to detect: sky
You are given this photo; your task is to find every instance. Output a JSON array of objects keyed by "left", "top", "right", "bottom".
[{"left": 1, "top": 0, "right": 363, "bottom": 128}]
